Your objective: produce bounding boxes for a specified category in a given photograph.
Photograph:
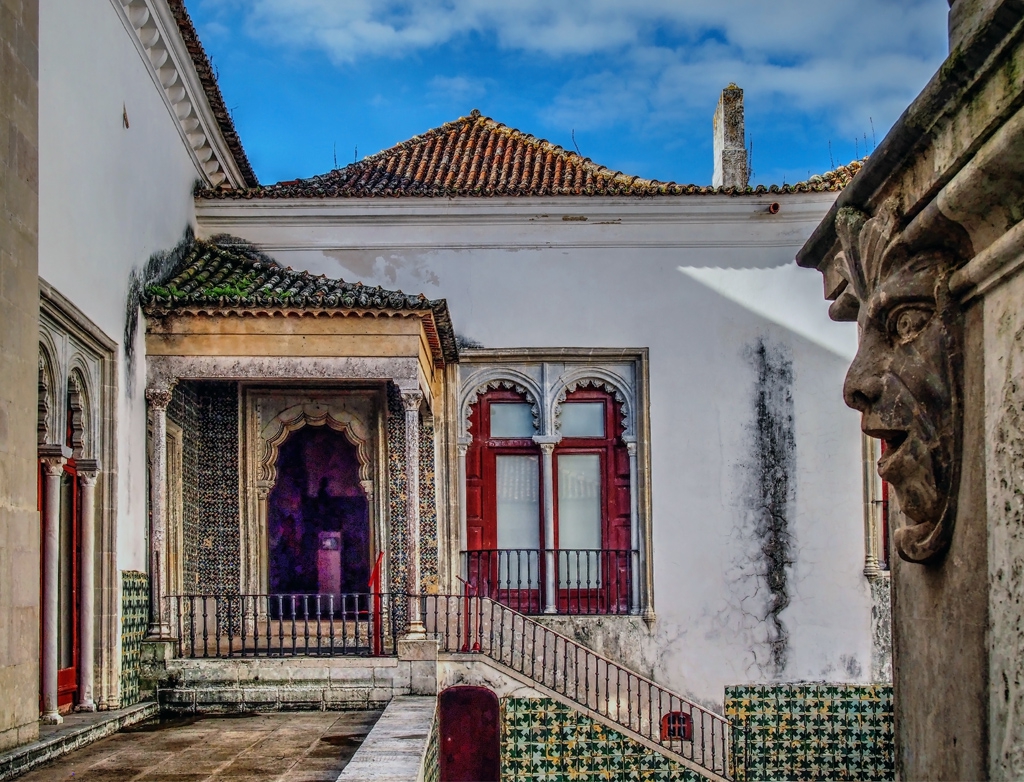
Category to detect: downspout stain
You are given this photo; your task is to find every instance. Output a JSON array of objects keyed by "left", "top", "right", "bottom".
[{"left": 747, "top": 337, "right": 796, "bottom": 675}]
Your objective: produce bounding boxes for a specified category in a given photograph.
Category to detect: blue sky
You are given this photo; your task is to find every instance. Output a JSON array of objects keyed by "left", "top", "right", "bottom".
[{"left": 189, "top": 1, "right": 950, "bottom": 188}]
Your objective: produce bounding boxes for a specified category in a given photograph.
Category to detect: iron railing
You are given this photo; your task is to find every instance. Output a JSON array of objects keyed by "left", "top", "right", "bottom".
[
  {"left": 420, "top": 594, "right": 739, "bottom": 779},
  {"left": 167, "top": 593, "right": 399, "bottom": 658},
  {"left": 463, "top": 548, "right": 637, "bottom": 615}
]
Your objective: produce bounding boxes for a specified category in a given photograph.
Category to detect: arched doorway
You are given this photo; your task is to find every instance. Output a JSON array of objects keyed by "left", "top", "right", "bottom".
[
  {"left": 439, "top": 686, "right": 500, "bottom": 781},
  {"left": 266, "top": 426, "right": 371, "bottom": 611}
]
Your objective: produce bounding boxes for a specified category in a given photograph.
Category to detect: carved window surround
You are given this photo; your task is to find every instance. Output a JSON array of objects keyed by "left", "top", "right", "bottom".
[
  {"left": 106, "top": 0, "right": 249, "bottom": 188},
  {"left": 38, "top": 279, "right": 119, "bottom": 710},
  {"left": 454, "top": 348, "right": 654, "bottom": 623}
]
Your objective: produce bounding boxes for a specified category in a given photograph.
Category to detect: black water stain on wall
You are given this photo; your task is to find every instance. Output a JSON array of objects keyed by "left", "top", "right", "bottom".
[
  {"left": 746, "top": 337, "right": 796, "bottom": 675},
  {"left": 123, "top": 225, "right": 195, "bottom": 391}
]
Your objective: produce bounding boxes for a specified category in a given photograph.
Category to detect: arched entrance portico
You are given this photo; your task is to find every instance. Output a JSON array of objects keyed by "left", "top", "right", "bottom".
[{"left": 267, "top": 425, "right": 371, "bottom": 602}]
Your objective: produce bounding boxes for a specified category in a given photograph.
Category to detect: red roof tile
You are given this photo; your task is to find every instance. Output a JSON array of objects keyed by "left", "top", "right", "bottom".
[{"left": 199, "top": 110, "right": 864, "bottom": 200}]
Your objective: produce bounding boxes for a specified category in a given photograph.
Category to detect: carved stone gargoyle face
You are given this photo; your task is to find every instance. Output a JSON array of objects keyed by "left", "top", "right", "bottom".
[{"left": 833, "top": 207, "right": 965, "bottom": 564}]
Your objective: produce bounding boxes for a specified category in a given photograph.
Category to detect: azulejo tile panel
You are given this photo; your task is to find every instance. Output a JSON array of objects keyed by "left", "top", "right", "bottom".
[
  {"left": 419, "top": 416, "right": 439, "bottom": 592},
  {"left": 120, "top": 570, "right": 149, "bottom": 707},
  {"left": 386, "top": 384, "right": 409, "bottom": 626},
  {"left": 724, "top": 683, "right": 894, "bottom": 781},
  {"left": 424, "top": 705, "right": 440, "bottom": 782},
  {"left": 500, "top": 697, "right": 712, "bottom": 782},
  {"left": 193, "top": 382, "right": 240, "bottom": 598}
]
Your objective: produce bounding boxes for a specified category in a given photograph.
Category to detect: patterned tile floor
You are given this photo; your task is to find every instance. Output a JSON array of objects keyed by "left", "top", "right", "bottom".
[{"left": 17, "top": 711, "right": 381, "bottom": 782}]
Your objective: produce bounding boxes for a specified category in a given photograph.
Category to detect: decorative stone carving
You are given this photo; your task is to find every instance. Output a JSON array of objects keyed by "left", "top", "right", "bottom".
[
  {"left": 834, "top": 205, "right": 969, "bottom": 564},
  {"left": 553, "top": 375, "right": 631, "bottom": 438},
  {"left": 461, "top": 376, "right": 540, "bottom": 437}
]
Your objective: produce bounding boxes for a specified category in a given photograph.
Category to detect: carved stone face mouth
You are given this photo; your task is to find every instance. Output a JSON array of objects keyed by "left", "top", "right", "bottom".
[{"left": 870, "top": 429, "right": 908, "bottom": 483}]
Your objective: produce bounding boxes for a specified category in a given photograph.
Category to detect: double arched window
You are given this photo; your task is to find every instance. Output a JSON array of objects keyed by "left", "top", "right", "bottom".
[{"left": 464, "top": 386, "right": 632, "bottom": 614}]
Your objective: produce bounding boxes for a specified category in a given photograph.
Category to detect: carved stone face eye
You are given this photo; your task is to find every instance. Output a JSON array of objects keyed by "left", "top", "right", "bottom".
[{"left": 887, "top": 305, "right": 933, "bottom": 344}]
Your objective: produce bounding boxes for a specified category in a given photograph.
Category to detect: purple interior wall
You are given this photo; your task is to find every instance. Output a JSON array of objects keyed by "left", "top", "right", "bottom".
[{"left": 267, "top": 426, "right": 370, "bottom": 597}]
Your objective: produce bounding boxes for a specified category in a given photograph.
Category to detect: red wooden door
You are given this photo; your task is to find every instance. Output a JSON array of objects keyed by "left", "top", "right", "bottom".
[{"left": 439, "top": 686, "right": 500, "bottom": 782}]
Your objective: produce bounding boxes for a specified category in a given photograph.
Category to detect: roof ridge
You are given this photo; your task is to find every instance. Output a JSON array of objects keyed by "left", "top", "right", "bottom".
[{"left": 196, "top": 111, "right": 867, "bottom": 199}]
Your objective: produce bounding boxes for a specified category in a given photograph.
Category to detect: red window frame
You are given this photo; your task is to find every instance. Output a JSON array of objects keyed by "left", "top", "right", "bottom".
[{"left": 465, "top": 387, "right": 631, "bottom": 614}]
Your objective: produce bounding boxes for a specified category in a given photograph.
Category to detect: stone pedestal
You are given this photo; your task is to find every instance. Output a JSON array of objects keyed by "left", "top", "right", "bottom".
[{"left": 398, "top": 638, "right": 439, "bottom": 696}]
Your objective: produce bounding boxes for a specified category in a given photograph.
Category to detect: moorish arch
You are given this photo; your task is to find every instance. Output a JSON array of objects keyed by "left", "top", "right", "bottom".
[
  {"left": 458, "top": 368, "right": 543, "bottom": 439},
  {"left": 550, "top": 368, "right": 635, "bottom": 441}
]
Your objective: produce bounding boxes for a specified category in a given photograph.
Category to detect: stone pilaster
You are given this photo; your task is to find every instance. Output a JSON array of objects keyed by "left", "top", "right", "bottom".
[
  {"left": 76, "top": 465, "right": 99, "bottom": 711},
  {"left": 146, "top": 386, "right": 174, "bottom": 639},
  {"left": 39, "top": 455, "right": 67, "bottom": 725}
]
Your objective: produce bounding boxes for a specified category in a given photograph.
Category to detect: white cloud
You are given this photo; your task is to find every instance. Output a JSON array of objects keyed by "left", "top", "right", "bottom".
[
  {"left": 205, "top": 0, "right": 948, "bottom": 151},
  {"left": 427, "top": 75, "right": 487, "bottom": 104}
]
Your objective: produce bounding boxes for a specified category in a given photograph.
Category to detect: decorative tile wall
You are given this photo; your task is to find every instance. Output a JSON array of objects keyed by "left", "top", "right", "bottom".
[
  {"left": 423, "top": 705, "right": 440, "bottom": 782},
  {"left": 725, "top": 683, "right": 894, "bottom": 781},
  {"left": 386, "top": 384, "right": 408, "bottom": 628},
  {"left": 194, "top": 382, "right": 240, "bottom": 596},
  {"left": 419, "top": 416, "right": 439, "bottom": 592},
  {"left": 120, "top": 570, "right": 149, "bottom": 707},
  {"left": 500, "top": 697, "right": 711, "bottom": 782},
  {"left": 385, "top": 383, "right": 441, "bottom": 629}
]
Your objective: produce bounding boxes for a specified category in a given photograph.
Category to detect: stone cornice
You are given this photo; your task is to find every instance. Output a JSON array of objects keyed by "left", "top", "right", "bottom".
[
  {"left": 108, "top": 0, "right": 251, "bottom": 189},
  {"left": 195, "top": 193, "right": 836, "bottom": 252}
]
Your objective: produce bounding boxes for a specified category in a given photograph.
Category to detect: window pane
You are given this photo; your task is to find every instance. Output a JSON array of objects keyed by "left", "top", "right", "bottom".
[
  {"left": 496, "top": 455, "right": 541, "bottom": 550},
  {"left": 557, "top": 454, "right": 602, "bottom": 587},
  {"left": 561, "top": 402, "right": 605, "bottom": 437},
  {"left": 490, "top": 403, "right": 535, "bottom": 438}
]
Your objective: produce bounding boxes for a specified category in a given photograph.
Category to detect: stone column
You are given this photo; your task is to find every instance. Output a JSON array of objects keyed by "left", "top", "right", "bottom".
[
  {"left": 39, "top": 453, "right": 67, "bottom": 725},
  {"left": 534, "top": 437, "right": 560, "bottom": 614},
  {"left": 456, "top": 437, "right": 471, "bottom": 572},
  {"left": 146, "top": 386, "right": 174, "bottom": 639},
  {"left": 626, "top": 441, "right": 641, "bottom": 615},
  {"left": 76, "top": 464, "right": 99, "bottom": 711},
  {"left": 402, "top": 389, "right": 425, "bottom": 638}
]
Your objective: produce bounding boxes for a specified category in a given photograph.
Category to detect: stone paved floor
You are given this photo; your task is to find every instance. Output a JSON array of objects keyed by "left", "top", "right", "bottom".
[{"left": 16, "top": 711, "right": 382, "bottom": 782}]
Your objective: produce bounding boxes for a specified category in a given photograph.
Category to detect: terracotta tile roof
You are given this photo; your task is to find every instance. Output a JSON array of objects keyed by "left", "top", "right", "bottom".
[
  {"left": 168, "top": 0, "right": 259, "bottom": 188},
  {"left": 142, "top": 237, "right": 458, "bottom": 364},
  {"left": 198, "top": 110, "right": 863, "bottom": 199}
]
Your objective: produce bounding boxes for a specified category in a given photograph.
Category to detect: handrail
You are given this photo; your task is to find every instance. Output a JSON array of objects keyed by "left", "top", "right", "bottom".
[
  {"left": 422, "top": 593, "right": 741, "bottom": 780},
  {"left": 166, "top": 592, "right": 399, "bottom": 658}
]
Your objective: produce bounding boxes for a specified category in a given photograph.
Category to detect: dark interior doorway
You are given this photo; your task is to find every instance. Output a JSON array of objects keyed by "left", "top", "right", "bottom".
[
  {"left": 439, "top": 686, "right": 500, "bottom": 782},
  {"left": 267, "top": 426, "right": 370, "bottom": 608}
]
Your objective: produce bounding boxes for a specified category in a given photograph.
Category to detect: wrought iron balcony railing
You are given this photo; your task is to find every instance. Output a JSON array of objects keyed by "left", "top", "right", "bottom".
[
  {"left": 462, "top": 548, "right": 638, "bottom": 615},
  {"left": 167, "top": 592, "right": 398, "bottom": 658}
]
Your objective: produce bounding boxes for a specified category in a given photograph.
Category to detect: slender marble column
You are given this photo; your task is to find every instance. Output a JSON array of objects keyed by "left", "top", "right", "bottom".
[
  {"left": 76, "top": 466, "right": 99, "bottom": 711},
  {"left": 534, "top": 438, "right": 559, "bottom": 614},
  {"left": 626, "top": 441, "right": 641, "bottom": 615},
  {"left": 402, "top": 390, "right": 425, "bottom": 638},
  {"left": 456, "top": 437, "right": 471, "bottom": 575},
  {"left": 40, "top": 455, "right": 66, "bottom": 725},
  {"left": 146, "top": 386, "right": 174, "bottom": 638}
]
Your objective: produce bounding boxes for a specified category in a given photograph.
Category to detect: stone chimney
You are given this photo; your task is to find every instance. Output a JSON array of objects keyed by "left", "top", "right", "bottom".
[{"left": 712, "top": 84, "right": 749, "bottom": 189}]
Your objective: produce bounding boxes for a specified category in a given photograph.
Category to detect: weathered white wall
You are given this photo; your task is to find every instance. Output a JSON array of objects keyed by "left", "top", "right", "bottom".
[
  {"left": 197, "top": 194, "right": 872, "bottom": 706},
  {"left": 39, "top": 0, "right": 200, "bottom": 570}
]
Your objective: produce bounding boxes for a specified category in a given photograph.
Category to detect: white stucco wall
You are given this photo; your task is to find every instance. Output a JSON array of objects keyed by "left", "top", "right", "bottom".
[
  {"left": 39, "top": 0, "right": 202, "bottom": 570},
  {"left": 196, "top": 194, "right": 872, "bottom": 705}
]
